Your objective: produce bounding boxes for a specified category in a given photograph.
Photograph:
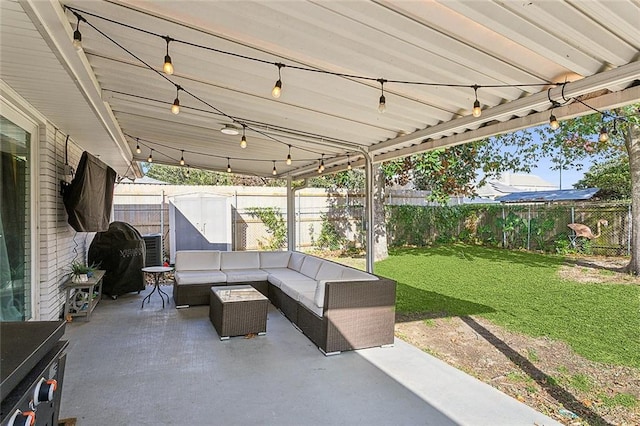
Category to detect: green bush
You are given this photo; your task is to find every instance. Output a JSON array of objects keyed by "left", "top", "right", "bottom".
[{"left": 246, "top": 207, "right": 287, "bottom": 250}]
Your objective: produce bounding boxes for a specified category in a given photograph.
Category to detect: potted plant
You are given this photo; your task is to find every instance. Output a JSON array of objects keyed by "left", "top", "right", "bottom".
[{"left": 70, "top": 261, "right": 97, "bottom": 283}]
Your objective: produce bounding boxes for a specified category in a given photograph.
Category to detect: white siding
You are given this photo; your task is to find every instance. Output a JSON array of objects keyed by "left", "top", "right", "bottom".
[{"left": 37, "top": 121, "right": 90, "bottom": 320}]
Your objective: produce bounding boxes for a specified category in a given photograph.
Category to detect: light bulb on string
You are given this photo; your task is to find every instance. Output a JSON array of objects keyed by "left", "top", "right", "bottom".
[
  {"left": 549, "top": 111, "right": 559, "bottom": 130},
  {"left": 272, "top": 161, "right": 277, "bottom": 176},
  {"left": 472, "top": 85, "right": 482, "bottom": 117},
  {"left": 377, "top": 79, "right": 386, "bottom": 113},
  {"left": 320, "top": 155, "right": 325, "bottom": 172},
  {"left": 163, "top": 36, "right": 174, "bottom": 75},
  {"left": 184, "top": 167, "right": 190, "bottom": 179},
  {"left": 135, "top": 138, "right": 141, "bottom": 154},
  {"left": 72, "top": 13, "right": 83, "bottom": 50},
  {"left": 179, "top": 150, "right": 185, "bottom": 166},
  {"left": 347, "top": 156, "right": 352, "bottom": 170},
  {"left": 599, "top": 126, "right": 609, "bottom": 143},
  {"left": 240, "top": 125, "right": 247, "bottom": 149},
  {"left": 171, "top": 86, "right": 181, "bottom": 114},
  {"left": 227, "top": 158, "right": 232, "bottom": 173},
  {"left": 286, "top": 145, "right": 292, "bottom": 165},
  {"left": 147, "top": 149, "right": 153, "bottom": 163},
  {"left": 272, "top": 63, "right": 284, "bottom": 98}
]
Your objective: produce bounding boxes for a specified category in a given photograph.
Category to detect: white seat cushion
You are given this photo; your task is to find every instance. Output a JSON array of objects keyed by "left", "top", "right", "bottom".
[
  {"left": 264, "top": 268, "right": 308, "bottom": 288},
  {"left": 223, "top": 268, "right": 268, "bottom": 283},
  {"left": 280, "top": 278, "right": 317, "bottom": 300},
  {"left": 298, "top": 292, "right": 323, "bottom": 317},
  {"left": 221, "top": 251, "right": 260, "bottom": 270},
  {"left": 259, "top": 251, "right": 291, "bottom": 268},
  {"left": 175, "top": 270, "right": 227, "bottom": 285},
  {"left": 175, "top": 250, "right": 220, "bottom": 271}
]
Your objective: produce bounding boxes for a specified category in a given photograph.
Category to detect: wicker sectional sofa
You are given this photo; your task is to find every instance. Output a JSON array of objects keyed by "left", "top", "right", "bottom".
[{"left": 172, "top": 250, "right": 396, "bottom": 354}]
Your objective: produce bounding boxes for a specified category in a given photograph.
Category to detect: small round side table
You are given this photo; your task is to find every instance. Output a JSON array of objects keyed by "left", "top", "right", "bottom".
[{"left": 141, "top": 266, "right": 173, "bottom": 309}]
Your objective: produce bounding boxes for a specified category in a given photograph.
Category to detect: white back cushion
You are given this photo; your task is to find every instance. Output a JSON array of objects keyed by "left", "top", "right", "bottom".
[
  {"left": 300, "top": 256, "right": 323, "bottom": 278},
  {"left": 221, "top": 251, "right": 260, "bottom": 270},
  {"left": 288, "top": 252, "right": 306, "bottom": 272},
  {"left": 259, "top": 251, "right": 291, "bottom": 268},
  {"left": 315, "top": 262, "right": 346, "bottom": 281},
  {"left": 341, "top": 268, "right": 377, "bottom": 280},
  {"left": 175, "top": 250, "right": 220, "bottom": 271}
]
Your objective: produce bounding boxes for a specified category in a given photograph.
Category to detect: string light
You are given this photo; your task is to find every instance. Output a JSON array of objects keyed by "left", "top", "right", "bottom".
[
  {"left": 347, "top": 156, "right": 352, "bottom": 170},
  {"left": 171, "top": 86, "right": 181, "bottom": 114},
  {"left": 179, "top": 150, "right": 185, "bottom": 166},
  {"left": 272, "top": 63, "right": 284, "bottom": 99},
  {"left": 72, "top": 13, "right": 83, "bottom": 50},
  {"left": 135, "top": 138, "right": 141, "bottom": 154},
  {"left": 163, "top": 36, "right": 174, "bottom": 75},
  {"left": 147, "top": 149, "right": 153, "bottom": 163},
  {"left": 184, "top": 167, "right": 190, "bottom": 178},
  {"left": 599, "top": 126, "right": 609, "bottom": 142},
  {"left": 377, "top": 79, "right": 386, "bottom": 113},
  {"left": 240, "top": 125, "right": 247, "bottom": 149},
  {"left": 472, "top": 85, "right": 482, "bottom": 117},
  {"left": 549, "top": 111, "right": 559, "bottom": 130},
  {"left": 272, "top": 160, "right": 277, "bottom": 175},
  {"left": 286, "top": 145, "right": 292, "bottom": 165},
  {"left": 227, "top": 158, "right": 232, "bottom": 173},
  {"left": 317, "top": 160, "right": 322, "bottom": 174},
  {"left": 320, "top": 154, "right": 325, "bottom": 172}
]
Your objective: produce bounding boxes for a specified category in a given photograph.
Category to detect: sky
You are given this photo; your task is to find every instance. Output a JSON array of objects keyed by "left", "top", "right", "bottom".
[{"left": 529, "top": 156, "right": 592, "bottom": 189}]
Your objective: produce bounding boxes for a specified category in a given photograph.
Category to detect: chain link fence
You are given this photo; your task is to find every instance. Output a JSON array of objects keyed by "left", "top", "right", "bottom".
[{"left": 386, "top": 202, "right": 632, "bottom": 256}]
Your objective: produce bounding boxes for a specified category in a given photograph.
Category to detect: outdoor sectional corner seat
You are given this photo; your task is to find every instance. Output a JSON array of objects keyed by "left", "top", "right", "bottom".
[{"left": 173, "top": 250, "right": 396, "bottom": 354}]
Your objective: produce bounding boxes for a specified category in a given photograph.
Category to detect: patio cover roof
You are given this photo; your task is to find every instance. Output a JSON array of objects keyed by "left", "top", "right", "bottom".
[{"left": 1, "top": 1, "right": 639, "bottom": 179}]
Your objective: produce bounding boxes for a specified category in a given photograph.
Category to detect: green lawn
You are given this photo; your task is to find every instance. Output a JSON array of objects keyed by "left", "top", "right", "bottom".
[{"left": 375, "top": 244, "right": 640, "bottom": 368}]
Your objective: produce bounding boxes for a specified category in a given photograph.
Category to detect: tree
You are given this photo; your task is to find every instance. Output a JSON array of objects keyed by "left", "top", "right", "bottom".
[
  {"left": 144, "top": 163, "right": 285, "bottom": 186},
  {"left": 574, "top": 157, "right": 631, "bottom": 200}
]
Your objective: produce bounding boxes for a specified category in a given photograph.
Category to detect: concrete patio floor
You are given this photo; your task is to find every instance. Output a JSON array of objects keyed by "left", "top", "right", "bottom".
[{"left": 59, "top": 285, "right": 560, "bottom": 425}]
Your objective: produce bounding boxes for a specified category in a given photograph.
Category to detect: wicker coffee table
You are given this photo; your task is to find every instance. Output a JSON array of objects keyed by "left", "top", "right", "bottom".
[{"left": 209, "top": 285, "right": 268, "bottom": 340}]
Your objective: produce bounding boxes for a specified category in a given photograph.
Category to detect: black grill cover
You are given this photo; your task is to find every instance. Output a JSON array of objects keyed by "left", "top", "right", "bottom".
[
  {"left": 63, "top": 151, "right": 116, "bottom": 232},
  {"left": 88, "top": 222, "right": 146, "bottom": 297}
]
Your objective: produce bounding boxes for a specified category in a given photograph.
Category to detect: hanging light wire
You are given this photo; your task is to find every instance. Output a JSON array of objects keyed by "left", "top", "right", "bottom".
[
  {"left": 135, "top": 137, "right": 141, "bottom": 154},
  {"left": 286, "top": 145, "right": 292, "bottom": 165},
  {"left": 179, "top": 150, "right": 185, "bottom": 166},
  {"left": 272, "top": 160, "right": 277, "bottom": 175},
  {"left": 227, "top": 158, "right": 232, "bottom": 173},
  {"left": 64, "top": 6, "right": 556, "bottom": 89}
]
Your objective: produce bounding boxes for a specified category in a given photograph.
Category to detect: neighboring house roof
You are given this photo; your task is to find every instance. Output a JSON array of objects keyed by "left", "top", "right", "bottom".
[
  {"left": 499, "top": 172, "right": 557, "bottom": 189},
  {"left": 118, "top": 176, "right": 168, "bottom": 185},
  {"left": 497, "top": 188, "right": 600, "bottom": 203},
  {"left": 475, "top": 172, "right": 558, "bottom": 200}
]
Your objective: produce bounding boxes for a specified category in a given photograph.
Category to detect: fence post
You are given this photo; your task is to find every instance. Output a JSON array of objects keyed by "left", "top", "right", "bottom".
[
  {"left": 502, "top": 207, "right": 506, "bottom": 248},
  {"left": 529, "top": 206, "right": 533, "bottom": 250}
]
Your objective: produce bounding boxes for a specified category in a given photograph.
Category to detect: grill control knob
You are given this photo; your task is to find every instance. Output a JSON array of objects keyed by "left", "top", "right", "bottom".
[
  {"left": 7, "top": 409, "right": 35, "bottom": 426},
  {"left": 33, "top": 378, "right": 57, "bottom": 405}
]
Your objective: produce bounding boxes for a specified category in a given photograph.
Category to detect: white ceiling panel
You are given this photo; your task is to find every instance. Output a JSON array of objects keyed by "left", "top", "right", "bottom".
[{"left": 0, "top": 0, "right": 638, "bottom": 179}]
